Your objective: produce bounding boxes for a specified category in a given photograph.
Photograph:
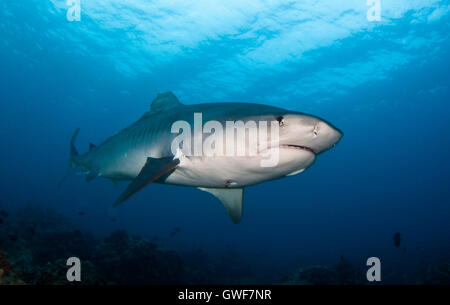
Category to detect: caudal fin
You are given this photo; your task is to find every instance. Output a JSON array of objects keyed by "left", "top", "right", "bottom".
[
  {"left": 70, "top": 128, "right": 80, "bottom": 158},
  {"left": 58, "top": 128, "right": 80, "bottom": 188}
]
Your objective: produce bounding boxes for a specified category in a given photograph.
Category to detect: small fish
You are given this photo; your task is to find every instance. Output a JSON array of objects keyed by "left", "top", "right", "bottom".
[
  {"left": 393, "top": 232, "right": 402, "bottom": 248},
  {"left": 0, "top": 210, "right": 8, "bottom": 217},
  {"left": 169, "top": 227, "right": 182, "bottom": 237},
  {"left": 9, "top": 234, "right": 18, "bottom": 242},
  {"left": 78, "top": 211, "right": 85, "bottom": 216},
  {"left": 0, "top": 218, "right": 3, "bottom": 225},
  {"left": 110, "top": 218, "right": 117, "bottom": 222}
]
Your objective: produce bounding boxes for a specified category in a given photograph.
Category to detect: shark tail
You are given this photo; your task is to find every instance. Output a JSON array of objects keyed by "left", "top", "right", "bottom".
[
  {"left": 58, "top": 128, "right": 80, "bottom": 188},
  {"left": 70, "top": 128, "right": 80, "bottom": 159}
]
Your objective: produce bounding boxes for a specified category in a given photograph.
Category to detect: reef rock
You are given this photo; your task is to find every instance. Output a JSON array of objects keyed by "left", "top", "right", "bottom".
[
  {"left": 281, "top": 258, "right": 364, "bottom": 285},
  {"left": 91, "top": 230, "right": 184, "bottom": 284},
  {"left": 0, "top": 251, "right": 25, "bottom": 285}
]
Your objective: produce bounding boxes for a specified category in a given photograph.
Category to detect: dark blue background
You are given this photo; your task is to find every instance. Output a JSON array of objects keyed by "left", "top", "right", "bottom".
[{"left": 1, "top": 0, "right": 449, "bottom": 281}]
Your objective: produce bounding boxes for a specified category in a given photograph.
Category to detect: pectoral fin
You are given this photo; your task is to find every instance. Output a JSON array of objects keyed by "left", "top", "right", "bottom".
[
  {"left": 114, "top": 157, "right": 180, "bottom": 206},
  {"left": 199, "top": 187, "right": 244, "bottom": 224}
]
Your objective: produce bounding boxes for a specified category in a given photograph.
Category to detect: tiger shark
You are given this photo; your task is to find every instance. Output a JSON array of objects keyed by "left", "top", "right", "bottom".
[{"left": 62, "top": 92, "right": 342, "bottom": 223}]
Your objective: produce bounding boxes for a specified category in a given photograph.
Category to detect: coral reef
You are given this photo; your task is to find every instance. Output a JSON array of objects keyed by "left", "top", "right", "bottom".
[
  {"left": 282, "top": 265, "right": 340, "bottom": 285},
  {"left": 0, "top": 206, "right": 184, "bottom": 285},
  {"left": 26, "top": 258, "right": 104, "bottom": 285},
  {"left": 91, "top": 230, "right": 184, "bottom": 284},
  {"left": 30, "top": 230, "right": 96, "bottom": 265},
  {"left": 423, "top": 258, "right": 450, "bottom": 285},
  {"left": 1, "top": 205, "right": 449, "bottom": 285},
  {"left": 0, "top": 251, "right": 24, "bottom": 285},
  {"left": 281, "top": 258, "right": 365, "bottom": 285}
]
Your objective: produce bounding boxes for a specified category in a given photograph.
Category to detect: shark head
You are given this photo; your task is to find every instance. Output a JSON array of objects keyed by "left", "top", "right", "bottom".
[{"left": 275, "top": 112, "right": 343, "bottom": 155}]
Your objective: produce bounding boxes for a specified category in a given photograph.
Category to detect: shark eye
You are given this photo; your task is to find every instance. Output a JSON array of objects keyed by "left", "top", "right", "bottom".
[{"left": 276, "top": 116, "right": 285, "bottom": 127}]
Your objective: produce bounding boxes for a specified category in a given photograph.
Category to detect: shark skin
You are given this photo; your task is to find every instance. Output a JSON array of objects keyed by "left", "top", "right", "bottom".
[{"left": 63, "top": 92, "right": 342, "bottom": 223}]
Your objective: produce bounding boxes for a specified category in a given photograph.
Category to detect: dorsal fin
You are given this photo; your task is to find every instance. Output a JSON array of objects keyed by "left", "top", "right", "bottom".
[
  {"left": 89, "top": 142, "right": 96, "bottom": 151},
  {"left": 150, "top": 92, "right": 183, "bottom": 114},
  {"left": 198, "top": 187, "right": 244, "bottom": 224}
]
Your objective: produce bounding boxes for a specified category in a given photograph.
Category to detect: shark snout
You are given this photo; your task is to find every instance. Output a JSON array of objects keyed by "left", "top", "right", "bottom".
[{"left": 313, "top": 120, "right": 342, "bottom": 153}]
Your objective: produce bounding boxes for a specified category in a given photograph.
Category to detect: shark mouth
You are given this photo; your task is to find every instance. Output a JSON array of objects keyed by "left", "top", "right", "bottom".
[{"left": 279, "top": 144, "right": 316, "bottom": 155}]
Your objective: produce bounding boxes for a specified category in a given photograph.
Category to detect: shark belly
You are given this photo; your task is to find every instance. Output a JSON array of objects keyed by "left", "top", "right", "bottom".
[{"left": 164, "top": 148, "right": 315, "bottom": 188}]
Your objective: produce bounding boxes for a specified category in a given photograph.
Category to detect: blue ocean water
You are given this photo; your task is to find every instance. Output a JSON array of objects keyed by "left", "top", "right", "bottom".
[{"left": 0, "top": 1, "right": 449, "bottom": 284}]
